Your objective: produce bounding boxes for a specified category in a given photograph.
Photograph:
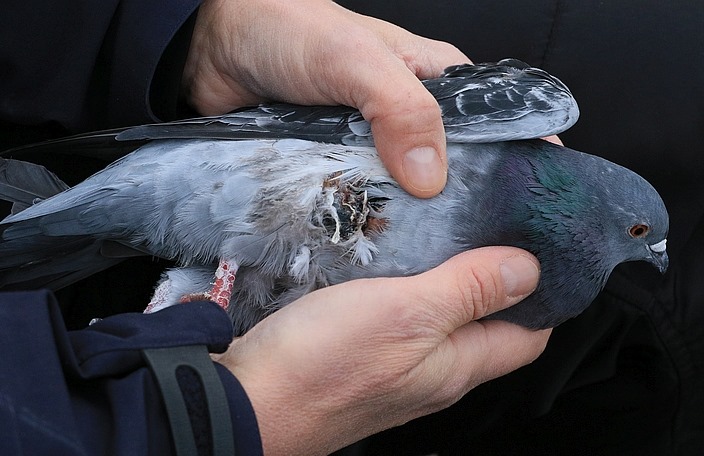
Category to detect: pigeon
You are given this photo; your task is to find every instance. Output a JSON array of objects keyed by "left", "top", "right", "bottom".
[{"left": 0, "top": 59, "right": 668, "bottom": 334}]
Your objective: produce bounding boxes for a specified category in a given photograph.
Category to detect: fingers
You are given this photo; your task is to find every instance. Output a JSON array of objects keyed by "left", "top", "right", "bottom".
[
  {"left": 445, "top": 320, "right": 551, "bottom": 394},
  {"left": 400, "top": 247, "right": 546, "bottom": 406},
  {"left": 303, "top": 246, "right": 544, "bottom": 417},
  {"left": 346, "top": 18, "right": 470, "bottom": 198},
  {"left": 405, "top": 247, "right": 541, "bottom": 333},
  {"left": 359, "top": 80, "right": 449, "bottom": 198},
  {"left": 186, "top": 0, "right": 472, "bottom": 198}
]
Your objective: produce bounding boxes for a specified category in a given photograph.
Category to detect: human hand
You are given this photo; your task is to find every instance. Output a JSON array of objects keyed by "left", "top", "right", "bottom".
[
  {"left": 182, "top": 0, "right": 470, "bottom": 198},
  {"left": 213, "top": 247, "right": 550, "bottom": 455}
]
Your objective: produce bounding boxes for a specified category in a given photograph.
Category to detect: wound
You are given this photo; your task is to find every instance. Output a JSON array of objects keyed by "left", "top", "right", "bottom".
[{"left": 321, "top": 174, "right": 387, "bottom": 242}]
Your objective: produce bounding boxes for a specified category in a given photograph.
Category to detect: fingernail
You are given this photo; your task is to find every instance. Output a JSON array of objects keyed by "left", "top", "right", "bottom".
[
  {"left": 500, "top": 255, "right": 540, "bottom": 298},
  {"left": 402, "top": 146, "right": 446, "bottom": 193}
]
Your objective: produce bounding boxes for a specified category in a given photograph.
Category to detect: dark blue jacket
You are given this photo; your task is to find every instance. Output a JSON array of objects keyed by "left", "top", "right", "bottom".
[
  {"left": 1, "top": 0, "right": 201, "bottom": 147},
  {"left": 0, "top": 291, "right": 262, "bottom": 455}
]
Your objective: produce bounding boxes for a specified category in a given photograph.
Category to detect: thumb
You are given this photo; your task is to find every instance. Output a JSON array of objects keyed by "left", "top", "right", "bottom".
[
  {"left": 413, "top": 246, "right": 541, "bottom": 334},
  {"left": 358, "top": 73, "right": 448, "bottom": 198}
]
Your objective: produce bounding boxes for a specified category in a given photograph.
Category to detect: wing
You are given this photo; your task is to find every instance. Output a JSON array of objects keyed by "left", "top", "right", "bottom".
[
  {"left": 429, "top": 58, "right": 579, "bottom": 142},
  {"left": 0, "top": 233, "right": 129, "bottom": 290},
  {"left": 0, "top": 196, "right": 150, "bottom": 291},
  {"left": 118, "top": 59, "right": 579, "bottom": 144},
  {"left": 2, "top": 59, "right": 579, "bottom": 164},
  {"left": 0, "top": 157, "right": 133, "bottom": 288}
]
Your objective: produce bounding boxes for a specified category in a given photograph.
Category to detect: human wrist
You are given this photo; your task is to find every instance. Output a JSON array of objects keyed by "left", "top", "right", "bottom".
[{"left": 224, "top": 359, "right": 341, "bottom": 455}]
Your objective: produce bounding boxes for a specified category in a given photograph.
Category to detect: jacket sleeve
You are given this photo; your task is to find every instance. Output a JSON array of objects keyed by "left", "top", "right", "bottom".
[
  {"left": 0, "top": 290, "right": 263, "bottom": 456},
  {"left": 1, "top": 0, "right": 201, "bottom": 135}
]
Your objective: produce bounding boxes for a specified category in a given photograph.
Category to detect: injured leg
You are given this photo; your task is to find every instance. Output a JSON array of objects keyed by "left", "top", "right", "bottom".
[
  {"left": 205, "top": 258, "right": 238, "bottom": 310},
  {"left": 144, "top": 259, "right": 239, "bottom": 313}
]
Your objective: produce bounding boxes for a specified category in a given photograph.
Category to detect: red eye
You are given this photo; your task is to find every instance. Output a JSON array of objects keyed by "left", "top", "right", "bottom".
[{"left": 629, "top": 224, "right": 650, "bottom": 238}]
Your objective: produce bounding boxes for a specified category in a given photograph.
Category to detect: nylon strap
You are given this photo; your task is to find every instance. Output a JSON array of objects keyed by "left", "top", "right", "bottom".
[{"left": 143, "top": 345, "right": 235, "bottom": 456}]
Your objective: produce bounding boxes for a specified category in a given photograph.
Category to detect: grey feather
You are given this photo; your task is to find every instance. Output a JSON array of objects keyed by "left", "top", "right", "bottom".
[
  {"left": 0, "top": 60, "right": 667, "bottom": 335},
  {"left": 118, "top": 59, "right": 577, "bottom": 145},
  {"left": 0, "top": 158, "right": 69, "bottom": 214}
]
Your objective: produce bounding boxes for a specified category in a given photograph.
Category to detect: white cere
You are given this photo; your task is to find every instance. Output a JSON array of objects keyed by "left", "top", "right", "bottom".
[{"left": 649, "top": 239, "right": 667, "bottom": 253}]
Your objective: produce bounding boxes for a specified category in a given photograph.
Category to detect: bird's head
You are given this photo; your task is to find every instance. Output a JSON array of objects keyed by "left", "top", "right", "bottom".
[
  {"left": 466, "top": 140, "right": 669, "bottom": 328},
  {"left": 449, "top": 139, "right": 669, "bottom": 328},
  {"left": 460, "top": 141, "right": 670, "bottom": 279},
  {"left": 609, "top": 208, "right": 669, "bottom": 274},
  {"left": 562, "top": 145, "right": 670, "bottom": 276},
  {"left": 503, "top": 141, "right": 670, "bottom": 276}
]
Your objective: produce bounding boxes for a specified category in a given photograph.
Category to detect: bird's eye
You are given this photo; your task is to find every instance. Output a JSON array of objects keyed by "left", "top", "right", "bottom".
[{"left": 629, "top": 224, "right": 650, "bottom": 238}]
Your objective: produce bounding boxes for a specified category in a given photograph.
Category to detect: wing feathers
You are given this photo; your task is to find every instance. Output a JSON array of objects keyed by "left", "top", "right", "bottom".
[
  {"left": 3, "top": 60, "right": 578, "bottom": 162},
  {"left": 0, "top": 158, "right": 69, "bottom": 214}
]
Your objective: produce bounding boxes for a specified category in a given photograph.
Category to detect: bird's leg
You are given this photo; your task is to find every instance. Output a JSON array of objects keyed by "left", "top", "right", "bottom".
[
  {"left": 208, "top": 258, "right": 239, "bottom": 310},
  {"left": 179, "top": 258, "right": 239, "bottom": 311}
]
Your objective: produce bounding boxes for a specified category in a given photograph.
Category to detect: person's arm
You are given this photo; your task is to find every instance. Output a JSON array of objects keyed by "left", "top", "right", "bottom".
[{"left": 0, "top": 291, "right": 262, "bottom": 455}]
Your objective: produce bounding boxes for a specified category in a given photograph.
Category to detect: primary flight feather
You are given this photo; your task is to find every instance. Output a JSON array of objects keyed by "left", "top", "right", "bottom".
[{"left": 0, "top": 59, "right": 668, "bottom": 334}]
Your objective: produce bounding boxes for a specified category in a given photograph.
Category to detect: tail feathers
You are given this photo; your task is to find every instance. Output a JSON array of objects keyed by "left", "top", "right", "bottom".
[
  {"left": 0, "top": 235, "right": 124, "bottom": 290},
  {"left": 0, "top": 158, "right": 69, "bottom": 214},
  {"left": 0, "top": 158, "right": 128, "bottom": 290}
]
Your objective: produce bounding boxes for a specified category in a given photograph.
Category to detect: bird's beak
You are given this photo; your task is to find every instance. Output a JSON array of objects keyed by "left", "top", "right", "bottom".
[{"left": 647, "top": 239, "right": 669, "bottom": 274}]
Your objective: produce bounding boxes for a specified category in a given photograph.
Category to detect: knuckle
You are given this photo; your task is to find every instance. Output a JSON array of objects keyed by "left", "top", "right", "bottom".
[
  {"left": 371, "top": 81, "right": 438, "bottom": 117},
  {"left": 430, "top": 40, "right": 464, "bottom": 58},
  {"left": 458, "top": 264, "right": 501, "bottom": 320}
]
